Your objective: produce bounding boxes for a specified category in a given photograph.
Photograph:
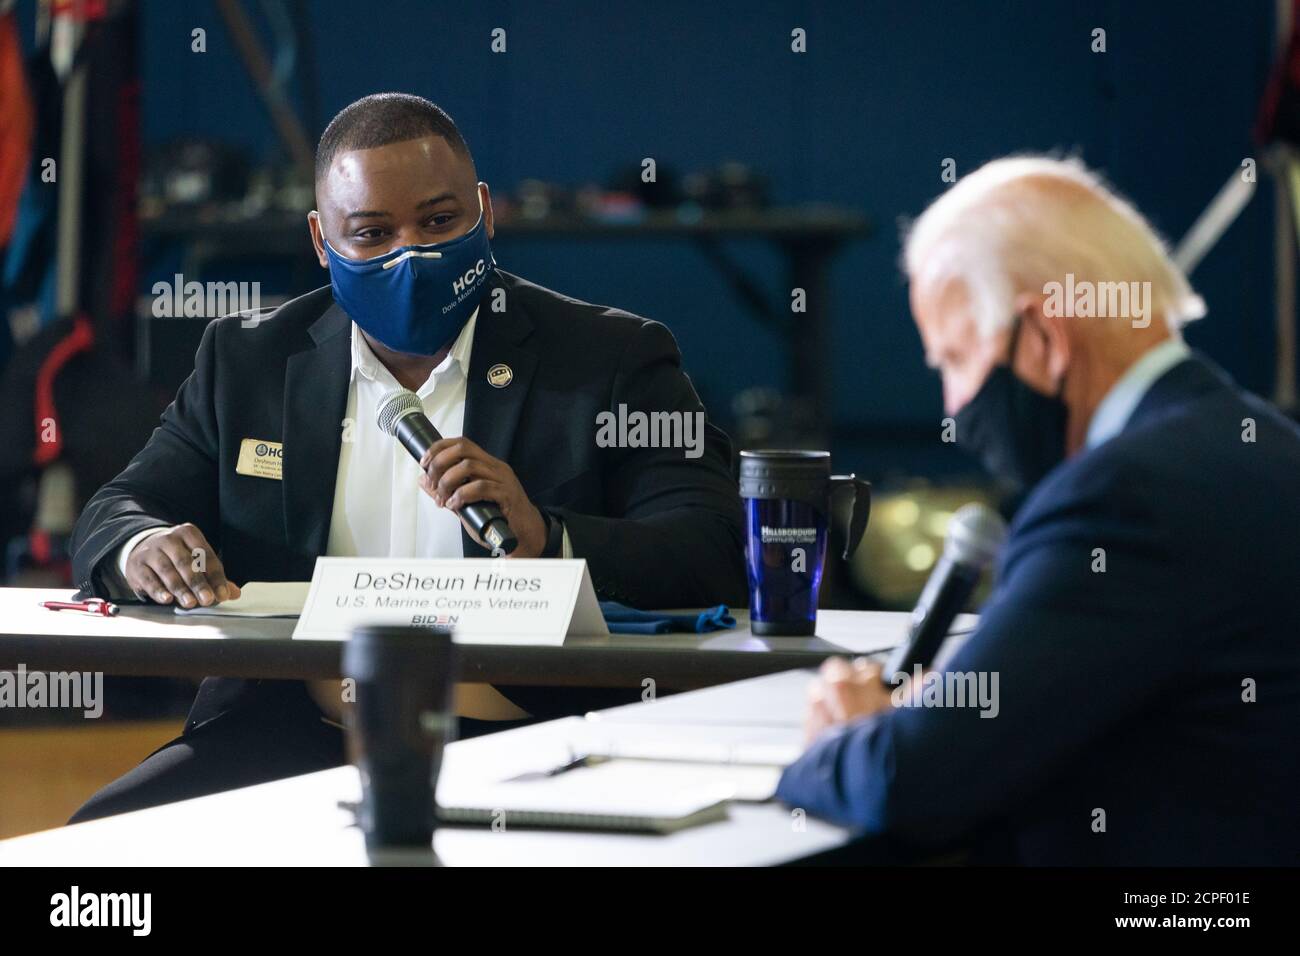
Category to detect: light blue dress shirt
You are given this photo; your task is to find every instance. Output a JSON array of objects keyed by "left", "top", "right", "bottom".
[{"left": 1085, "top": 337, "right": 1192, "bottom": 449}]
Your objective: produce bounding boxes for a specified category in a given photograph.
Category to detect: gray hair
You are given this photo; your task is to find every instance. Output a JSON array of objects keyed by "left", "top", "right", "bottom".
[{"left": 902, "top": 155, "right": 1205, "bottom": 337}]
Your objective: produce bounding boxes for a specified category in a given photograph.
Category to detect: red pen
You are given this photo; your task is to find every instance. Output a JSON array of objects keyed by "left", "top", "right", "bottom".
[{"left": 39, "top": 598, "right": 119, "bottom": 617}]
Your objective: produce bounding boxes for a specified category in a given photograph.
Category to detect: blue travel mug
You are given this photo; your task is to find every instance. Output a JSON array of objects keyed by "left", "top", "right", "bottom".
[{"left": 739, "top": 450, "right": 871, "bottom": 636}]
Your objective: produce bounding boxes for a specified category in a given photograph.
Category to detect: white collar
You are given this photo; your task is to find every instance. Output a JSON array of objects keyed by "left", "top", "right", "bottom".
[
  {"left": 1085, "top": 336, "right": 1191, "bottom": 449},
  {"left": 350, "top": 306, "right": 479, "bottom": 390}
]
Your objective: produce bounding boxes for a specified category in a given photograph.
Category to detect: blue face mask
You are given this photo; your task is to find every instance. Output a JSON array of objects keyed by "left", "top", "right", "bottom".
[{"left": 324, "top": 193, "right": 494, "bottom": 355}]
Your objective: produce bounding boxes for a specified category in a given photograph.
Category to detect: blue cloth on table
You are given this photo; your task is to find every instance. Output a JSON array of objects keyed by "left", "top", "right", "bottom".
[{"left": 599, "top": 601, "right": 736, "bottom": 635}]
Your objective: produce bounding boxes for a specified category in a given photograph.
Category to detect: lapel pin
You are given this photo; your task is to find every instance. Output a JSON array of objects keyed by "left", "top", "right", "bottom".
[{"left": 487, "top": 363, "right": 513, "bottom": 388}]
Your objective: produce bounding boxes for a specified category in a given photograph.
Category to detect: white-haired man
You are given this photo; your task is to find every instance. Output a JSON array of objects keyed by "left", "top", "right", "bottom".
[{"left": 776, "top": 156, "right": 1300, "bottom": 865}]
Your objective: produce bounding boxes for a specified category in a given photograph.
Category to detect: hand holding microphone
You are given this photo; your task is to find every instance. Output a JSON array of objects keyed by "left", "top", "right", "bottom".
[
  {"left": 801, "top": 503, "right": 1007, "bottom": 743},
  {"left": 803, "top": 656, "right": 895, "bottom": 743},
  {"left": 377, "top": 389, "right": 542, "bottom": 556},
  {"left": 881, "top": 502, "right": 1006, "bottom": 685}
]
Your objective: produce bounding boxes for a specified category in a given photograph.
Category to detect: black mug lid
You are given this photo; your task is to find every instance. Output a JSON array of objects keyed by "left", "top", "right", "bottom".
[
  {"left": 343, "top": 625, "right": 454, "bottom": 681},
  {"left": 739, "top": 449, "right": 832, "bottom": 503},
  {"left": 739, "top": 449, "right": 831, "bottom": 476}
]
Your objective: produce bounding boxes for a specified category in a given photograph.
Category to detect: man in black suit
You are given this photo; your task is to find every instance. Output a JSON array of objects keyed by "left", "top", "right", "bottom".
[{"left": 69, "top": 93, "right": 745, "bottom": 821}]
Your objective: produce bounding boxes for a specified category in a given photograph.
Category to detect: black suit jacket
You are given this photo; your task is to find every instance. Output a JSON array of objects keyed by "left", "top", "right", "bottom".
[{"left": 71, "top": 269, "right": 746, "bottom": 724}]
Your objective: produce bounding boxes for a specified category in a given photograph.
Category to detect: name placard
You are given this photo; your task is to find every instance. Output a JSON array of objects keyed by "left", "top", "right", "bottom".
[{"left": 292, "top": 558, "right": 608, "bottom": 644}]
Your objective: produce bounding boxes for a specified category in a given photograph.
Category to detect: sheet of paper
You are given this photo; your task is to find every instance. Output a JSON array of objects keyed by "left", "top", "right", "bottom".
[
  {"left": 174, "top": 581, "right": 310, "bottom": 618},
  {"left": 814, "top": 609, "right": 979, "bottom": 655},
  {"left": 615, "top": 760, "right": 782, "bottom": 802},
  {"left": 570, "top": 718, "right": 805, "bottom": 766}
]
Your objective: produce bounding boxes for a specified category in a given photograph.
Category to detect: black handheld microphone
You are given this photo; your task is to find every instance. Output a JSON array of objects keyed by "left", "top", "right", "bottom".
[
  {"left": 882, "top": 503, "right": 1007, "bottom": 684},
  {"left": 376, "top": 389, "right": 519, "bottom": 555}
]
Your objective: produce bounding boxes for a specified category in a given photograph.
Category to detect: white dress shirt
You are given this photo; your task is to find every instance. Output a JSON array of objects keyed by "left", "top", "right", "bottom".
[
  {"left": 324, "top": 309, "right": 528, "bottom": 718},
  {"left": 324, "top": 309, "right": 477, "bottom": 559},
  {"left": 325, "top": 307, "right": 570, "bottom": 561}
]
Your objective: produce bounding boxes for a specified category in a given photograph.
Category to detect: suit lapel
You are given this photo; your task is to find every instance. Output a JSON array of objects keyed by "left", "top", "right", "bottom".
[
  {"left": 462, "top": 271, "right": 538, "bottom": 462},
  {"left": 283, "top": 302, "right": 351, "bottom": 559},
  {"left": 460, "top": 272, "right": 538, "bottom": 556}
]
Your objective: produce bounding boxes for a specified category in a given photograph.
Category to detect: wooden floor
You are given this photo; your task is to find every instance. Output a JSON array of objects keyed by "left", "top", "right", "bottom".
[{"left": 0, "top": 720, "right": 184, "bottom": 839}]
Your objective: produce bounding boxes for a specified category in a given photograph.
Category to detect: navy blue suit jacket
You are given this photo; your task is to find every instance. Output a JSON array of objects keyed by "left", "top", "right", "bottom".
[{"left": 776, "top": 355, "right": 1300, "bottom": 865}]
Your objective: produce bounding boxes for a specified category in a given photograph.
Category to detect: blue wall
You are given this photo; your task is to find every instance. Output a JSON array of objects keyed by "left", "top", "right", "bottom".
[{"left": 121, "top": 1, "right": 1281, "bottom": 470}]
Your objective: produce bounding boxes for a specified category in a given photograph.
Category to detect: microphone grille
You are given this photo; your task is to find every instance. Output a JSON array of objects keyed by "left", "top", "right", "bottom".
[
  {"left": 945, "top": 503, "right": 1008, "bottom": 569},
  {"left": 376, "top": 389, "right": 423, "bottom": 436}
]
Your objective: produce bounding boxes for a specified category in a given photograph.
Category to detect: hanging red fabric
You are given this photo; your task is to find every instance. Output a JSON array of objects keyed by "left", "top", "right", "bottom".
[
  {"left": 49, "top": 0, "right": 110, "bottom": 22},
  {"left": 1255, "top": 0, "right": 1300, "bottom": 146},
  {"left": 32, "top": 316, "right": 96, "bottom": 466},
  {"left": 0, "top": 10, "right": 34, "bottom": 247}
]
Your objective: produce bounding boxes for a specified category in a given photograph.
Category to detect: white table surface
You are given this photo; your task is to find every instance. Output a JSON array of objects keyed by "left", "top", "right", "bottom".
[
  {"left": 2, "top": 586, "right": 923, "bottom": 653},
  {"left": 0, "top": 669, "right": 854, "bottom": 866},
  {"left": 1, "top": 586, "right": 942, "bottom": 687}
]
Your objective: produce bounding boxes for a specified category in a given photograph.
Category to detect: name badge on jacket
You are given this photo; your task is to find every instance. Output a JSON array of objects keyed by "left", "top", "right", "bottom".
[{"left": 236, "top": 438, "right": 284, "bottom": 480}]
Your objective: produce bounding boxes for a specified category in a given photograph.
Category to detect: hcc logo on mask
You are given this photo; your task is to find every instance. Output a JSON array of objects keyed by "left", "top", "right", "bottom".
[{"left": 453, "top": 259, "right": 488, "bottom": 295}]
